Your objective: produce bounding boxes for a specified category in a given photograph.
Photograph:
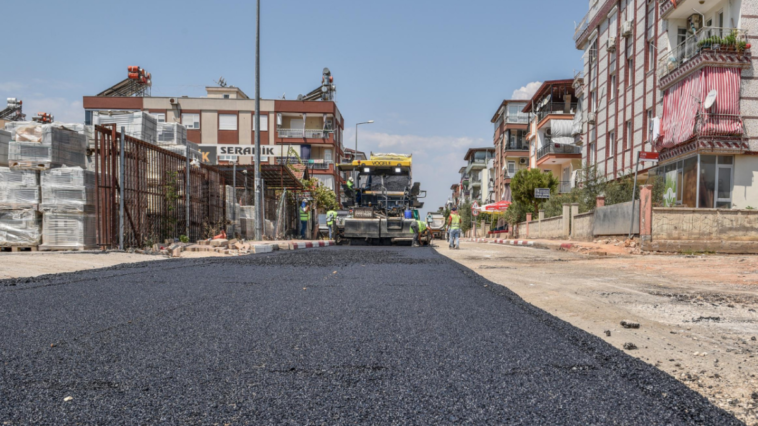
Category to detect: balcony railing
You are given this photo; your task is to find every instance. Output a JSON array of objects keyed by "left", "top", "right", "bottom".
[
  {"left": 505, "top": 114, "right": 531, "bottom": 124},
  {"left": 278, "top": 128, "right": 333, "bottom": 138},
  {"left": 275, "top": 158, "right": 334, "bottom": 170},
  {"left": 658, "top": 27, "right": 749, "bottom": 80},
  {"left": 536, "top": 103, "right": 578, "bottom": 124},
  {"left": 537, "top": 142, "right": 582, "bottom": 160},
  {"left": 504, "top": 140, "right": 528, "bottom": 151}
]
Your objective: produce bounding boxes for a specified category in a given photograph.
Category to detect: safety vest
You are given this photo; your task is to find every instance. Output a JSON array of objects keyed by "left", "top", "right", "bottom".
[
  {"left": 326, "top": 210, "right": 337, "bottom": 225},
  {"left": 411, "top": 220, "right": 427, "bottom": 233},
  {"left": 346, "top": 180, "right": 354, "bottom": 190},
  {"left": 450, "top": 213, "right": 461, "bottom": 230},
  {"left": 300, "top": 206, "right": 310, "bottom": 222}
]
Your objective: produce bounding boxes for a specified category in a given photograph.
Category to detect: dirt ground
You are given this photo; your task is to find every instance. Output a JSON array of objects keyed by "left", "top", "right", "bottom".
[
  {"left": 436, "top": 242, "right": 758, "bottom": 425},
  {"left": 0, "top": 252, "right": 165, "bottom": 279}
]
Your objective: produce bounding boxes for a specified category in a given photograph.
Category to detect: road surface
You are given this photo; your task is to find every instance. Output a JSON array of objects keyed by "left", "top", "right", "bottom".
[{"left": 0, "top": 247, "right": 740, "bottom": 424}]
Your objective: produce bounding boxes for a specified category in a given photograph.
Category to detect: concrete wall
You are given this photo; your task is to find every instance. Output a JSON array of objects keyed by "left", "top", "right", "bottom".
[
  {"left": 572, "top": 211, "right": 595, "bottom": 241},
  {"left": 538, "top": 215, "right": 565, "bottom": 239},
  {"left": 733, "top": 155, "right": 758, "bottom": 209},
  {"left": 652, "top": 208, "right": 758, "bottom": 241},
  {"left": 594, "top": 200, "right": 639, "bottom": 235}
]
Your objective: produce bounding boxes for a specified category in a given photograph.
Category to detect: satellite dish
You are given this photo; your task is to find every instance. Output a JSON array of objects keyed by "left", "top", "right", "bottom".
[
  {"left": 297, "top": 94, "right": 304, "bottom": 101},
  {"left": 704, "top": 90, "right": 718, "bottom": 109}
]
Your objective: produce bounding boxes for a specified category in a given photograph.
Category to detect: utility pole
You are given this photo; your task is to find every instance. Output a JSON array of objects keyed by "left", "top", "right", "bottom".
[{"left": 254, "top": 0, "right": 263, "bottom": 241}]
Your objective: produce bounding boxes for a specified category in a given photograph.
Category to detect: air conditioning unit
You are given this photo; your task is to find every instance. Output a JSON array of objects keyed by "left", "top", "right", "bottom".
[
  {"left": 622, "top": 20, "right": 633, "bottom": 38},
  {"left": 607, "top": 36, "right": 617, "bottom": 52},
  {"left": 587, "top": 112, "right": 597, "bottom": 124},
  {"left": 519, "top": 157, "right": 528, "bottom": 165}
]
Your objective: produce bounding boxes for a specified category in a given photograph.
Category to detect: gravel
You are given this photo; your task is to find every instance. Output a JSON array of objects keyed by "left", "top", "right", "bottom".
[{"left": 0, "top": 247, "right": 741, "bottom": 425}]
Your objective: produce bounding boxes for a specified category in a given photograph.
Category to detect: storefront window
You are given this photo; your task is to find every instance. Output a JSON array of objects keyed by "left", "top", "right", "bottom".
[{"left": 655, "top": 155, "right": 731, "bottom": 208}]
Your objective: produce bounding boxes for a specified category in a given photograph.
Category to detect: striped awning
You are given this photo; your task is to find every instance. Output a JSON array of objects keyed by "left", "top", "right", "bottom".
[{"left": 661, "top": 66, "right": 742, "bottom": 149}]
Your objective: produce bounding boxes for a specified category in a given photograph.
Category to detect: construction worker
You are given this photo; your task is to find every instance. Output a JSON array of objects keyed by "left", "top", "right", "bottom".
[
  {"left": 326, "top": 208, "right": 337, "bottom": 240},
  {"left": 299, "top": 201, "right": 310, "bottom": 239},
  {"left": 410, "top": 218, "right": 428, "bottom": 247},
  {"left": 346, "top": 177, "right": 354, "bottom": 191},
  {"left": 448, "top": 206, "right": 461, "bottom": 249}
]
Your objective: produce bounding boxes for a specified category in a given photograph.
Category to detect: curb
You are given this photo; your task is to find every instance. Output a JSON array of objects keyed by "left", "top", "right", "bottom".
[
  {"left": 288, "top": 241, "right": 336, "bottom": 250},
  {"left": 462, "top": 238, "right": 547, "bottom": 249}
]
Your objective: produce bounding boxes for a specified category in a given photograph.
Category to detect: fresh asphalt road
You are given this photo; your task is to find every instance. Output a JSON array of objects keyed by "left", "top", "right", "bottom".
[{"left": 0, "top": 247, "right": 741, "bottom": 425}]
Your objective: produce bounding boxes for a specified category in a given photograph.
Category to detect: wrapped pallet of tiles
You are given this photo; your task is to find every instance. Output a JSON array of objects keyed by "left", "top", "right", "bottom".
[
  {"left": 40, "top": 167, "right": 96, "bottom": 213},
  {"left": 156, "top": 122, "right": 188, "bottom": 146},
  {"left": 163, "top": 141, "right": 201, "bottom": 161},
  {"left": 7, "top": 124, "right": 87, "bottom": 170},
  {"left": 40, "top": 213, "right": 96, "bottom": 251},
  {"left": 0, "top": 209, "right": 41, "bottom": 247},
  {"left": 0, "top": 167, "right": 41, "bottom": 247},
  {"left": 0, "top": 129, "right": 10, "bottom": 166},
  {"left": 0, "top": 167, "right": 40, "bottom": 209},
  {"left": 39, "top": 167, "right": 97, "bottom": 250},
  {"left": 97, "top": 111, "right": 157, "bottom": 145},
  {"left": 239, "top": 206, "right": 255, "bottom": 239}
]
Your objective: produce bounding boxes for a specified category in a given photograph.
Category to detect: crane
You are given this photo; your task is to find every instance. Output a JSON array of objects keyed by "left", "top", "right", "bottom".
[
  {"left": 0, "top": 98, "right": 25, "bottom": 122},
  {"left": 97, "top": 66, "right": 152, "bottom": 97}
]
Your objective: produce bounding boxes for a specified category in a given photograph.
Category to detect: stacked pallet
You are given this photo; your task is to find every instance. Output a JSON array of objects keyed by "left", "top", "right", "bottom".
[
  {"left": 156, "top": 122, "right": 201, "bottom": 160},
  {"left": 97, "top": 111, "right": 158, "bottom": 145},
  {"left": 6, "top": 123, "right": 87, "bottom": 170},
  {"left": 0, "top": 167, "right": 41, "bottom": 249},
  {"left": 39, "top": 167, "right": 97, "bottom": 251}
]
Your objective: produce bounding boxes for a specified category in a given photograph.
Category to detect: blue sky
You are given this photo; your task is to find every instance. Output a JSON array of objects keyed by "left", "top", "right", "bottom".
[{"left": 0, "top": 0, "right": 584, "bottom": 213}]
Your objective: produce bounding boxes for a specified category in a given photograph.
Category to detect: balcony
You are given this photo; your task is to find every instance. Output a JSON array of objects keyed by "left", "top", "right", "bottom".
[
  {"left": 504, "top": 141, "right": 529, "bottom": 151},
  {"left": 658, "top": 27, "right": 751, "bottom": 90},
  {"left": 536, "top": 103, "right": 578, "bottom": 125},
  {"left": 505, "top": 113, "right": 531, "bottom": 124},
  {"left": 277, "top": 128, "right": 333, "bottom": 139},
  {"left": 537, "top": 141, "right": 582, "bottom": 162},
  {"left": 465, "top": 160, "right": 487, "bottom": 174}
]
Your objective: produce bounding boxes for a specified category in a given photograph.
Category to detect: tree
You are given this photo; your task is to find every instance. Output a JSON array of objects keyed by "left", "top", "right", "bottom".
[
  {"left": 510, "top": 168, "right": 559, "bottom": 214},
  {"left": 301, "top": 178, "right": 338, "bottom": 211}
]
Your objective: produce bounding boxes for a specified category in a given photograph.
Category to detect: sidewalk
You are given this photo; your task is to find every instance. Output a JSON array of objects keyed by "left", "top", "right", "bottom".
[{"left": 462, "top": 236, "right": 640, "bottom": 256}]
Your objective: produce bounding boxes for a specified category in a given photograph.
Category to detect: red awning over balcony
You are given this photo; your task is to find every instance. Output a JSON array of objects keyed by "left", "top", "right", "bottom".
[{"left": 661, "top": 66, "right": 742, "bottom": 149}]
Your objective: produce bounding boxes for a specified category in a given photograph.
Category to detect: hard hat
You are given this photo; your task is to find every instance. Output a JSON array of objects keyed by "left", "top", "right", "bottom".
[{"left": 348, "top": 177, "right": 354, "bottom": 182}]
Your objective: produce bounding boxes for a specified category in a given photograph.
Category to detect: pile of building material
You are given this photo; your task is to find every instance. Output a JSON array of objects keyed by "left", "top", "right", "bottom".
[
  {"left": 0, "top": 167, "right": 41, "bottom": 248},
  {"left": 0, "top": 129, "right": 10, "bottom": 166},
  {"left": 155, "top": 122, "right": 201, "bottom": 160},
  {"left": 6, "top": 123, "right": 87, "bottom": 170},
  {"left": 39, "top": 167, "right": 97, "bottom": 250},
  {"left": 183, "top": 238, "right": 276, "bottom": 255},
  {"left": 97, "top": 111, "right": 158, "bottom": 145}
]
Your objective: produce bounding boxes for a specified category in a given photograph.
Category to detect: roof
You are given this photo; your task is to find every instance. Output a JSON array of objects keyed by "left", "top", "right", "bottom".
[
  {"left": 458, "top": 167, "right": 467, "bottom": 173},
  {"left": 521, "top": 80, "right": 575, "bottom": 113},
  {"left": 463, "top": 147, "right": 495, "bottom": 161},
  {"left": 490, "top": 99, "right": 529, "bottom": 123},
  {"left": 216, "top": 164, "right": 306, "bottom": 191}
]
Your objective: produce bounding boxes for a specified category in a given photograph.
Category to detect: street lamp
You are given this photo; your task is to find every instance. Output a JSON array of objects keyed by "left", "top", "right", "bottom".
[{"left": 355, "top": 120, "right": 374, "bottom": 154}]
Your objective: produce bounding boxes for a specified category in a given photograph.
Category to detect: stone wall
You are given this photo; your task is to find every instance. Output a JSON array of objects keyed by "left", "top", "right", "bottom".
[
  {"left": 571, "top": 211, "right": 595, "bottom": 241},
  {"left": 652, "top": 208, "right": 758, "bottom": 241},
  {"left": 538, "top": 216, "right": 565, "bottom": 239}
]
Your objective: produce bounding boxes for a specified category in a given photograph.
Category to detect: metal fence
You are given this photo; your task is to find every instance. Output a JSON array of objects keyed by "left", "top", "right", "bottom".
[{"left": 94, "top": 125, "right": 226, "bottom": 249}]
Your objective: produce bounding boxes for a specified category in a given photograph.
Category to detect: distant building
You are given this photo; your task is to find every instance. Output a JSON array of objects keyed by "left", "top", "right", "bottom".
[
  {"left": 490, "top": 100, "right": 530, "bottom": 201},
  {"left": 523, "top": 80, "right": 581, "bottom": 194},
  {"left": 461, "top": 148, "right": 496, "bottom": 204},
  {"left": 83, "top": 85, "right": 345, "bottom": 197}
]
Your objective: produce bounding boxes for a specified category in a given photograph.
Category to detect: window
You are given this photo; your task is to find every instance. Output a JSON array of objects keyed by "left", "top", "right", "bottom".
[
  {"left": 647, "top": 42, "right": 656, "bottom": 72},
  {"left": 223, "top": 94, "right": 230, "bottom": 99},
  {"left": 84, "top": 110, "right": 93, "bottom": 125},
  {"left": 507, "top": 161, "right": 516, "bottom": 176},
  {"left": 589, "top": 142, "right": 596, "bottom": 165},
  {"left": 151, "top": 112, "right": 165, "bottom": 123},
  {"left": 182, "top": 113, "right": 200, "bottom": 130},
  {"left": 627, "top": 58, "right": 634, "bottom": 86},
  {"left": 252, "top": 115, "right": 269, "bottom": 131},
  {"left": 609, "top": 131, "right": 616, "bottom": 157},
  {"left": 625, "top": 121, "right": 632, "bottom": 151},
  {"left": 646, "top": 109, "right": 654, "bottom": 144},
  {"left": 610, "top": 75, "right": 617, "bottom": 101},
  {"left": 609, "top": 51, "right": 617, "bottom": 73},
  {"left": 219, "top": 114, "right": 237, "bottom": 131},
  {"left": 219, "top": 155, "right": 238, "bottom": 162}
]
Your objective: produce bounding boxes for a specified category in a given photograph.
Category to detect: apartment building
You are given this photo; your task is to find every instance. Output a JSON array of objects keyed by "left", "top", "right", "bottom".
[
  {"left": 449, "top": 183, "right": 461, "bottom": 208},
  {"left": 652, "top": 0, "right": 757, "bottom": 209},
  {"left": 573, "top": 0, "right": 663, "bottom": 182},
  {"left": 523, "top": 80, "right": 582, "bottom": 194},
  {"left": 491, "top": 100, "right": 530, "bottom": 201},
  {"left": 460, "top": 148, "right": 496, "bottom": 204},
  {"left": 82, "top": 86, "right": 345, "bottom": 194}
]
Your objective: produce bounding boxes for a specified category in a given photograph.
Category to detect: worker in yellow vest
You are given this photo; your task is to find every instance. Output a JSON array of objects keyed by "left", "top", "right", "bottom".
[
  {"left": 326, "top": 209, "right": 338, "bottom": 240},
  {"left": 448, "top": 206, "right": 461, "bottom": 249},
  {"left": 299, "top": 201, "right": 311, "bottom": 239},
  {"left": 410, "top": 218, "right": 428, "bottom": 247}
]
